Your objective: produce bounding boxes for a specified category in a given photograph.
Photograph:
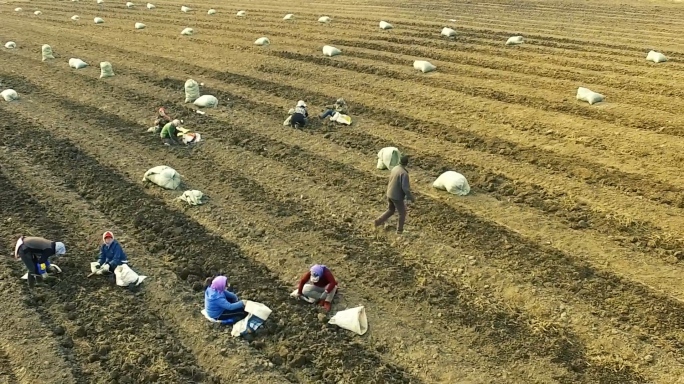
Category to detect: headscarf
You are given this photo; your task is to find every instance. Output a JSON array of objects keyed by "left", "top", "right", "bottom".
[
  {"left": 310, "top": 264, "right": 325, "bottom": 283},
  {"left": 103, "top": 231, "right": 114, "bottom": 241},
  {"left": 14, "top": 236, "right": 24, "bottom": 258},
  {"left": 210, "top": 276, "right": 227, "bottom": 291},
  {"left": 172, "top": 119, "right": 181, "bottom": 127},
  {"left": 297, "top": 100, "right": 307, "bottom": 108},
  {"left": 55, "top": 242, "right": 66, "bottom": 256}
]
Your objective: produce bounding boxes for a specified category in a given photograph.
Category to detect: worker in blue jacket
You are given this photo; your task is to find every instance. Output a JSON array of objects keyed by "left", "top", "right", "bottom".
[
  {"left": 94, "top": 231, "right": 128, "bottom": 274},
  {"left": 204, "top": 276, "right": 248, "bottom": 323}
]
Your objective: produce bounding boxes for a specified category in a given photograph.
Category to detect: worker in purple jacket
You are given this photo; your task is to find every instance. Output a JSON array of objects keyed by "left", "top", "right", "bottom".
[{"left": 373, "top": 155, "right": 415, "bottom": 234}]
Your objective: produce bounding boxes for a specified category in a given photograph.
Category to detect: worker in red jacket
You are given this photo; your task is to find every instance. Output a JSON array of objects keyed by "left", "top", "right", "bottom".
[{"left": 295, "top": 264, "right": 337, "bottom": 312}]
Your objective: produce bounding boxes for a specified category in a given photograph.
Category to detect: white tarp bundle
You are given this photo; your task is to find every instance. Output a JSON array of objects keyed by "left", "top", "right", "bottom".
[
  {"left": 328, "top": 306, "right": 368, "bottom": 335},
  {"left": 376, "top": 147, "right": 400, "bottom": 170},
  {"left": 231, "top": 301, "right": 272, "bottom": 337},
  {"left": 135, "top": 22, "right": 146, "bottom": 29},
  {"left": 576, "top": 87, "right": 604, "bottom": 105},
  {"left": 176, "top": 190, "right": 205, "bottom": 205},
  {"left": 283, "top": 13, "right": 294, "bottom": 20},
  {"left": 181, "top": 28, "right": 194, "bottom": 36},
  {"left": 194, "top": 95, "right": 218, "bottom": 108},
  {"left": 254, "top": 37, "right": 270, "bottom": 46},
  {"left": 236, "top": 10, "right": 246, "bottom": 17},
  {"left": 4, "top": 42, "right": 16, "bottom": 49},
  {"left": 646, "top": 50, "right": 667, "bottom": 63},
  {"left": 413, "top": 60, "right": 436, "bottom": 73},
  {"left": 433, "top": 171, "right": 470, "bottom": 196},
  {"left": 322, "top": 45, "right": 341, "bottom": 57},
  {"left": 41, "top": 44, "right": 55, "bottom": 61},
  {"left": 330, "top": 112, "right": 352, "bottom": 125},
  {"left": 94, "top": 17, "right": 104, "bottom": 24},
  {"left": 69, "top": 58, "right": 88, "bottom": 69},
  {"left": 506, "top": 36, "right": 524, "bottom": 45},
  {"left": 184, "top": 79, "right": 200, "bottom": 102},
  {"left": 99, "top": 61, "right": 114, "bottom": 78},
  {"left": 441, "top": 27, "right": 456, "bottom": 37},
  {"left": 142, "top": 166, "right": 181, "bottom": 189},
  {"left": 207, "top": 9, "right": 216, "bottom": 15},
  {"left": 318, "top": 16, "right": 331, "bottom": 23},
  {"left": 1, "top": 89, "right": 19, "bottom": 102},
  {"left": 379, "top": 21, "right": 393, "bottom": 30}
]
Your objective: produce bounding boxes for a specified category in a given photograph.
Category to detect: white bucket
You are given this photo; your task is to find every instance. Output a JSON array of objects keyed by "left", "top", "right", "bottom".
[{"left": 328, "top": 306, "right": 368, "bottom": 335}]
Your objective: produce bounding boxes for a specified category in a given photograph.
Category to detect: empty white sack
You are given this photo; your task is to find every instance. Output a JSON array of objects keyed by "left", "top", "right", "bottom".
[
  {"left": 576, "top": 87, "right": 604, "bottom": 105},
  {"left": 34, "top": 10, "right": 42, "bottom": 15},
  {"left": 254, "top": 37, "right": 270, "bottom": 46},
  {"left": 379, "top": 21, "right": 393, "bottom": 30},
  {"left": 100, "top": 61, "right": 114, "bottom": 78},
  {"left": 646, "top": 50, "right": 667, "bottom": 63},
  {"left": 441, "top": 27, "right": 456, "bottom": 37},
  {"left": 71, "top": 15, "right": 80, "bottom": 20},
  {"left": 433, "top": 171, "right": 470, "bottom": 196},
  {"left": 126, "top": 2, "right": 134, "bottom": 8},
  {"left": 322, "top": 45, "right": 341, "bottom": 57},
  {"left": 318, "top": 16, "right": 331, "bottom": 23},
  {"left": 181, "top": 27, "right": 194, "bottom": 36},
  {"left": 207, "top": 9, "right": 216, "bottom": 15},
  {"left": 69, "top": 58, "right": 88, "bottom": 69},
  {"left": 283, "top": 13, "right": 294, "bottom": 20},
  {"left": 135, "top": 22, "right": 146, "bottom": 29},
  {"left": 42, "top": 44, "right": 55, "bottom": 61},
  {"left": 147, "top": 3, "right": 155, "bottom": 9},
  {"left": 413, "top": 60, "right": 436, "bottom": 73},
  {"left": 4, "top": 42, "right": 16, "bottom": 49},
  {"left": 506, "top": 36, "right": 524, "bottom": 45},
  {"left": 94, "top": 17, "right": 104, "bottom": 24},
  {"left": 236, "top": 10, "right": 246, "bottom": 17},
  {"left": 184, "top": 79, "right": 200, "bottom": 103},
  {"left": 194, "top": 95, "right": 218, "bottom": 108},
  {"left": 181, "top": 5, "right": 191, "bottom": 12},
  {"left": 376, "top": 147, "right": 400, "bottom": 170},
  {"left": 1, "top": 89, "right": 19, "bottom": 102}
]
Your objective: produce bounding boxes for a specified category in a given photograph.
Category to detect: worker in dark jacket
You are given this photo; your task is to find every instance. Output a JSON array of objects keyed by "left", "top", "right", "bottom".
[
  {"left": 14, "top": 236, "right": 66, "bottom": 288},
  {"left": 93, "top": 231, "right": 128, "bottom": 275},
  {"left": 373, "top": 155, "right": 415, "bottom": 234},
  {"left": 294, "top": 264, "right": 337, "bottom": 312},
  {"left": 289, "top": 100, "right": 309, "bottom": 128}
]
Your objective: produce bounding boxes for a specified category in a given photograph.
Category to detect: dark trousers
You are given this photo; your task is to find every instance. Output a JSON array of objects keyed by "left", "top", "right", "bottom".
[
  {"left": 20, "top": 252, "right": 41, "bottom": 288},
  {"left": 290, "top": 113, "right": 307, "bottom": 128},
  {"left": 217, "top": 309, "right": 248, "bottom": 323},
  {"left": 374, "top": 198, "right": 407, "bottom": 233}
]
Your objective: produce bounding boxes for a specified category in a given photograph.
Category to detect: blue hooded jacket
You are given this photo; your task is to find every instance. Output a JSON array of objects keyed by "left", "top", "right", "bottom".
[
  {"left": 97, "top": 240, "right": 128, "bottom": 269},
  {"left": 204, "top": 288, "right": 245, "bottom": 319}
]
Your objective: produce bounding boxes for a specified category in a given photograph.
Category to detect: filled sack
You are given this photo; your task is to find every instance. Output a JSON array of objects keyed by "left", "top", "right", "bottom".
[
  {"left": 236, "top": 10, "right": 246, "bottom": 17},
  {"left": 135, "top": 22, "right": 146, "bottom": 29},
  {"left": 576, "top": 87, "right": 604, "bottom": 105},
  {"left": 194, "top": 95, "right": 218, "bottom": 108},
  {"left": 413, "top": 60, "right": 436, "bottom": 73},
  {"left": 181, "top": 28, "right": 194, "bottom": 36},
  {"left": 506, "top": 36, "right": 524, "bottom": 45},
  {"left": 114, "top": 264, "right": 147, "bottom": 287},
  {"left": 142, "top": 165, "right": 181, "bottom": 189},
  {"left": 322, "top": 45, "right": 341, "bottom": 57},
  {"left": 184, "top": 79, "right": 200, "bottom": 102},
  {"left": 147, "top": 3, "right": 155, "bottom": 9},
  {"left": 254, "top": 37, "right": 270, "bottom": 46},
  {"left": 94, "top": 17, "right": 104, "bottom": 24},
  {"left": 646, "top": 50, "right": 667, "bottom": 63},
  {"left": 207, "top": 9, "right": 216, "bottom": 15},
  {"left": 41, "top": 44, "right": 55, "bottom": 61},
  {"left": 283, "top": 13, "right": 294, "bottom": 20},
  {"left": 379, "top": 21, "right": 393, "bottom": 30},
  {"left": 4, "top": 42, "right": 16, "bottom": 49},
  {"left": 441, "top": 27, "right": 456, "bottom": 37},
  {"left": 231, "top": 301, "right": 273, "bottom": 337},
  {"left": 376, "top": 147, "right": 400, "bottom": 170},
  {"left": 318, "top": 16, "right": 331, "bottom": 23},
  {"left": 69, "top": 58, "right": 88, "bottom": 69},
  {"left": 432, "top": 171, "right": 470, "bottom": 196},
  {"left": 99, "top": 61, "right": 114, "bottom": 78},
  {"left": 1, "top": 89, "right": 19, "bottom": 102}
]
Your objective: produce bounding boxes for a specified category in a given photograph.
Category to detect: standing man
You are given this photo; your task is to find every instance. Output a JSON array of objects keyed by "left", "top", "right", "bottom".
[
  {"left": 14, "top": 236, "right": 67, "bottom": 288},
  {"left": 373, "top": 155, "right": 415, "bottom": 235}
]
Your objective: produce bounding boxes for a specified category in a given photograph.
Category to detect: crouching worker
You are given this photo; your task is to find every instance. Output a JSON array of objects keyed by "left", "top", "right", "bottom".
[
  {"left": 14, "top": 236, "right": 66, "bottom": 289},
  {"left": 292, "top": 264, "right": 337, "bottom": 312},
  {"left": 319, "top": 98, "right": 348, "bottom": 119},
  {"left": 284, "top": 100, "right": 308, "bottom": 129},
  {"left": 92, "top": 231, "right": 127, "bottom": 276},
  {"left": 150, "top": 107, "right": 172, "bottom": 133},
  {"left": 204, "top": 276, "right": 249, "bottom": 323},
  {"left": 160, "top": 119, "right": 182, "bottom": 146}
]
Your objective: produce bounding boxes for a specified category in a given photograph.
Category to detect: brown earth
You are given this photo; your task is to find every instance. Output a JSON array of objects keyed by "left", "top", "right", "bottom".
[{"left": 1, "top": 0, "right": 684, "bottom": 382}]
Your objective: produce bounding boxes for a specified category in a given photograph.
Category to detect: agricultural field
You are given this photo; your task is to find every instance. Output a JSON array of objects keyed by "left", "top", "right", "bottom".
[{"left": 2, "top": 0, "right": 684, "bottom": 382}]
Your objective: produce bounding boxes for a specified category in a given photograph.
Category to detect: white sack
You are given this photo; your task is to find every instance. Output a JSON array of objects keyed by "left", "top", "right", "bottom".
[
  {"left": 181, "top": 5, "right": 191, "bottom": 12},
  {"left": 236, "top": 10, "right": 246, "bottom": 17},
  {"left": 330, "top": 112, "right": 352, "bottom": 125},
  {"left": 506, "top": 36, "right": 524, "bottom": 45},
  {"left": 432, "top": 171, "right": 470, "bottom": 196},
  {"left": 68, "top": 58, "right": 88, "bottom": 69},
  {"left": 181, "top": 28, "right": 194, "bottom": 36},
  {"left": 646, "top": 50, "right": 667, "bottom": 63},
  {"left": 318, "top": 16, "right": 331, "bottom": 23},
  {"left": 441, "top": 27, "right": 456, "bottom": 37},
  {"left": 1, "top": 89, "right": 19, "bottom": 102},
  {"left": 41, "top": 44, "right": 55, "bottom": 61},
  {"left": 99, "top": 61, "right": 114, "bottom": 78},
  {"left": 34, "top": 11, "right": 42, "bottom": 15},
  {"left": 379, "top": 21, "right": 393, "bottom": 30},
  {"left": 283, "top": 13, "right": 294, "bottom": 20},
  {"left": 207, "top": 9, "right": 216, "bottom": 15},
  {"left": 177, "top": 190, "right": 205, "bottom": 205},
  {"left": 576, "top": 87, "right": 604, "bottom": 105},
  {"left": 114, "top": 264, "right": 147, "bottom": 287},
  {"left": 71, "top": 15, "right": 80, "bottom": 21},
  {"left": 231, "top": 301, "right": 273, "bottom": 337},
  {"left": 94, "top": 17, "right": 104, "bottom": 24},
  {"left": 328, "top": 306, "right": 368, "bottom": 336},
  {"left": 126, "top": 2, "right": 134, "bottom": 8},
  {"left": 376, "top": 147, "right": 400, "bottom": 170},
  {"left": 147, "top": 2, "right": 155, "bottom": 9},
  {"left": 135, "top": 22, "right": 146, "bottom": 29},
  {"left": 194, "top": 95, "right": 218, "bottom": 108},
  {"left": 142, "top": 165, "right": 181, "bottom": 190},
  {"left": 4, "top": 42, "right": 16, "bottom": 49},
  {"left": 182, "top": 132, "right": 201, "bottom": 144},
  {"left": 14, "top": 7, "right": 22, "bottom": 11},
  {"left": 254, "top": 37, "right": 270, "bottom": 46},
  {"left": 322, "top": 45, "right": 341, "bottom": 57},
  {"left": 413, "top": 60, "right": 436, "bottom": 73},
  {"left": 184, "top": 79, "right": 200, "bottom": 102}
]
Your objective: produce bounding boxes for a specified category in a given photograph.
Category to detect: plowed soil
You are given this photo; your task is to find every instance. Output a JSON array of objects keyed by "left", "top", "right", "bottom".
[{"left": 2, "top": 0, "right": 684, "bottom": 383}]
